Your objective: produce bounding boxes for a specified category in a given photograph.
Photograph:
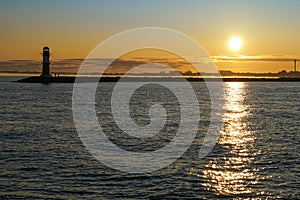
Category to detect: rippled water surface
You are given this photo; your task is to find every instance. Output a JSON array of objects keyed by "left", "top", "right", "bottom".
[{"left": 1, "top": 77, "right": 299, "bottom": 199}]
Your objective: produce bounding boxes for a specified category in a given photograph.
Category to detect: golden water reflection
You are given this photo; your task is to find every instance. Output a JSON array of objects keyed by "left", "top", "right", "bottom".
[{"left": 196, "top": 82, "right": 258, "bottom": 195}]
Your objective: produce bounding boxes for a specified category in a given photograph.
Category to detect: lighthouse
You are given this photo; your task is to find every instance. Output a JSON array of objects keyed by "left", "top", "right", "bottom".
[{"left": 41, "top": 46, "right": 51, "bottom": 77}]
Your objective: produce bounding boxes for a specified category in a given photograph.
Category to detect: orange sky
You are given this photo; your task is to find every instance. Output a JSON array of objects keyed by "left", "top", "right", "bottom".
[{"left": 1, "top": 1, "right": 300, "bottom": 73}]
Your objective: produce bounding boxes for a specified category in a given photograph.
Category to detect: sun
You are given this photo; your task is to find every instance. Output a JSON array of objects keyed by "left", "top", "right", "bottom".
[{"left": 229, "top": 37, "right": 243, "bottom": 51}]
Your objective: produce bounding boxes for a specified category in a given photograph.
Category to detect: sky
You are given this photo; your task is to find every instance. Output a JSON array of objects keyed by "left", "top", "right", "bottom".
[{"left": 1, "top": 0, "right": 300, "bottom": 73}]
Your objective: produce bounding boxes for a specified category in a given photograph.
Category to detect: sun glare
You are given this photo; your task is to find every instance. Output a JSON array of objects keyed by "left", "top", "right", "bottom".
[{"left": 229, "top": 37, "right": 243, "bottom": 51}]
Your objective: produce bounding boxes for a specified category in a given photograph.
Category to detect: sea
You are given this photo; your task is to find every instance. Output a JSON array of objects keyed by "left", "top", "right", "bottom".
[{"left": 0, "top": 76, "right": 299, "bottom": 199}]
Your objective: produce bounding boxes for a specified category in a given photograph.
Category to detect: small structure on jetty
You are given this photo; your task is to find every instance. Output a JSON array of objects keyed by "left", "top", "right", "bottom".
[
  {"left": 41, "top": 46, "right": 51, "bottom": 77},
  {"left": 17, "top": 46, "right": 57, "bottom": 83}
]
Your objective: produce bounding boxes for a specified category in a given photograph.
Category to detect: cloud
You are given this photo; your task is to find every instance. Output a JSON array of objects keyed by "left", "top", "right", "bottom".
[
  {"left": 211, "top": 55, "right": 300, "bottom": 63},
  {"left": 1, "top": 55, "right": 298, "bottom": 74},
  {"left": 0, "top": 58, "right": 163, "bottom": 74},
  {"left": 0, "top": 60, "right": 40, "bottom": 72}
]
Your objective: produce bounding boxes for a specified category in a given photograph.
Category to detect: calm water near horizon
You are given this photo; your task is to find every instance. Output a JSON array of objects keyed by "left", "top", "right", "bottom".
[{"left": 0, "top": 76, "right": 299, "bottom": 199}]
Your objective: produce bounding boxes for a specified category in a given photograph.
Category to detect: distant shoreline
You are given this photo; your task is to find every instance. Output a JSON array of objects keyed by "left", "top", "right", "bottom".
[
  {"left": 1, "top": 69, "right": 300, "bottom": 78},
  {"left": 16, "top": 76, "right": 300, "bottom": 83}
]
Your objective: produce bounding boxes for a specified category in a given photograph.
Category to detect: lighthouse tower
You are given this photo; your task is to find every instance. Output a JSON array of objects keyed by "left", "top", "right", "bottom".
[{"left": 41, "top": 46, "right": 51, "bottom": 77}]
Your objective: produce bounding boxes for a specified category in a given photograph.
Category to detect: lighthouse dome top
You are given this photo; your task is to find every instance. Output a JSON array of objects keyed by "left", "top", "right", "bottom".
[{"left": 43, "top": 46, "right": 49, "bottom": 50}]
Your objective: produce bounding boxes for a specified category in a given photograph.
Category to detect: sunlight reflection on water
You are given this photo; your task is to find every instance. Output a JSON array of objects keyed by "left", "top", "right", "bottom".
[{"left": 202, "top": 82, "right": 259, "bottom": 195}]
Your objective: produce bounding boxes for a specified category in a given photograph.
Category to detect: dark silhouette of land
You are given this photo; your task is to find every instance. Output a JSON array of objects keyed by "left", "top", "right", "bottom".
[{"left": 16, "top": 76, "right": 300, "bottom": 83}]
